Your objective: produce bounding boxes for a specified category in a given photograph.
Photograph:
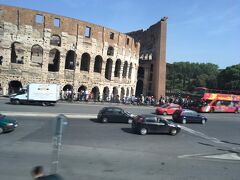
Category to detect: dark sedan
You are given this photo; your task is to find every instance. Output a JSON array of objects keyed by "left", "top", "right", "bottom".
[
  {"left": 97, "top": 107, "right": 135, "bottom": 123},
  {"left": 172, "top": 109, "right": 207, "bottom": 124},
  {"left": 0, "top": 114, "right": 18, "bottom": 134},
  {"left": 132, "top": 114, "right": 181, "bottom": 135}
]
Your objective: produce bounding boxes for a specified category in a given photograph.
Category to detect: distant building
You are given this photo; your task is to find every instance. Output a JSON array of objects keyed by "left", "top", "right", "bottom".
[{"left": 0, "top": 4, "right": 167, "bottom": 100}]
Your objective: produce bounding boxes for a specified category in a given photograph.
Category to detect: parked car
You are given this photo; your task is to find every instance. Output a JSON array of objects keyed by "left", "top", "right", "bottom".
[
  {"left": 132, "top": 114, "right": 181, "bottom": 135},
  {"left": 0, "top": 114, "right": 18, "bottom": 134},
  {"left": 172, "top": 109, "right": 207, "bottom": 124},
  {"left": 156, "top": 103, "right": 181, "bottom": 115},
  {"left": 97, "top": 107, "right": 135, "bottom": 123}
]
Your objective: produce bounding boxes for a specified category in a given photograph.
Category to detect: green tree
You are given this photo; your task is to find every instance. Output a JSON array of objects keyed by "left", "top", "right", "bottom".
[{"left": 218, "top": 64, "right": 240, "bottom": 90}]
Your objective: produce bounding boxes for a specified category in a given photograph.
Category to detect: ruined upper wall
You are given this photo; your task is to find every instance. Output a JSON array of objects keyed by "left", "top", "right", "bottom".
[
  {"left": 0, "top": 4, "right": 140, "bottom": 52},
  {"left": 127, "top": 17, "right": 168, "bottom": 59}
]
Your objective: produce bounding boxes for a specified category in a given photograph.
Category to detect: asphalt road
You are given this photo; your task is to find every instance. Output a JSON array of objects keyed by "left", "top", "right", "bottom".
[{"left": 0, "top": 110, "right": 240, "bottom": 180}]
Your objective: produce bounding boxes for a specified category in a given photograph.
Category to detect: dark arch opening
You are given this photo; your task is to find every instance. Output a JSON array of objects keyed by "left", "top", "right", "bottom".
[
  {"left": 137, "top": 67, "right": 144, "bottom": 79},
  {"left": 103, "top": 86, "right": 110, "bottom": 101},
  {"left": 62, "top": 84, "right": 73, "bottom": 100},
  {"left": 122, "top": 61, "right": 128, "bottom": 78},
  {"left": 128, "top": 63, "right": 133, "bottom": 79},
  {"left": 48, "top": 49, "right": 60, "bottom": 72},
  {"left": 136, "top": 80, "right": 143, "bottom": 97},
  {"left": 50, "top": 35, "right": 61, "bottom": 46},
  {"left": 91, "top": 86, "right": 100, "bottom": 101},
  {"left": 112, "top": 87, "right": 119, "bottom": 103},
  {"left": 80, "top": 53, "right": 90, "bottom": 71},
  {"left": 94, "top": 55, "right": 102, "bottom": 73},
  {"left": 78, "top": 85, "right": 87, "bottom": 101},
  {"left": 31, "top": 44, "right": 43, "bottom": 65},
  {"left": 105, "top": 59, "right": 113, "bottom": 80},
  {"left": 8, "top": 80, "right": 22, "bottom": 94},
  {"left": 11, "top": 42, "right": 24, "bottom": 64},
  {"left": 65, "top": 50, "right": 76, "bottom": 70},
  {"left": 114, "top": 59, "right": 121, "bottom": 77},
  {"left": 107, "top": 46, "right": 114, "bottom": 56},
  {"left": 120, "top": 87, "right": 125, "bottom": 100},
  {"left": 126, "top": 88, "right": 130, "bottom": 97}
]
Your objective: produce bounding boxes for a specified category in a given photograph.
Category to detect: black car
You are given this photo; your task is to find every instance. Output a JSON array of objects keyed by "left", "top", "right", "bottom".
[
  {"left": 97, "top": 107, "right": 135, "bottom": 123},
  {"left": 132, "top": 114, "right": 181, "bottom": 135},
  {"left": 0, "top": 114, "right": 18, "bottom": 134},
  {"left": 172, "top": 109, "right": 207, "bottom": 124}
]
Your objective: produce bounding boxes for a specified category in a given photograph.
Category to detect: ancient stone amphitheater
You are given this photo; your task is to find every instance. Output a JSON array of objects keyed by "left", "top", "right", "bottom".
[{"left": 0, "top": 4, "right": 167, "bottom": 100}]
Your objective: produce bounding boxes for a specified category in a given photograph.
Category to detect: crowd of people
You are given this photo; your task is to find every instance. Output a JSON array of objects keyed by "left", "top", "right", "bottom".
[{"left": 59, "top": 89, "right": 193, "bottom": 107}]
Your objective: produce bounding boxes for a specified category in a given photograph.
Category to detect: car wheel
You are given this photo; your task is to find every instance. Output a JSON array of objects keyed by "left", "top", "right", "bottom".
[
  {"left": 170, "top": 128, "right": 177, "bottom": 136},
  {"left": 14, "top": 99, "right": 20, "bottom": 105},
  {"left": 102, "top": 118, "right": 108, "bottom": 123},
  {"left": 127, "top": 119, "right": 133, "bottom": 124},
  {"left": 163, "top": 112, "right": 167, "bottom": 116},
  {"left": 0, "top": 127, "right": 3, "bottom": 134},
  {"left": 201, "top": 119, "right": 206, "bottom": 124},
  {"left": 182, "top": 119, "right": 186, "bottom": 124},
  {"left": 139, "top": 128, "right": 147, "bottom": 135}
]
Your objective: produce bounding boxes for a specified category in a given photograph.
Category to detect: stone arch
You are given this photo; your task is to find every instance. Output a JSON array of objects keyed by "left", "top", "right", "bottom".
[
  {"left": 122, "top": 61, "right": 128, "bottom": 78},
  {"left": 105, "top": 58, "right": 113, "bottom": 80},
  {"left": 137, "top": 67, "right": 144, "bottom": 79},
  {"left": 11, "top": 42, "right": 24, "bottom": 64},
  {"left": 80, "top": 53, "right": 90, "bottom": 71},
  {"left": 8, "top": 80, "right": 22, "bottom": 94},
  {"left": 94, "top": 55, "right": 102, "bottom": 73},
  {"left": 128, "top": 63, "right": 133, "bottom": 79},
  {"left": 63, "top": 84, "right": 73, "bottom": 91},
  {"left": 31, "top": 44, "right": 43, "bottom": 65},
  {"left": 65, "top": 50, "right": 76, "bottom": 70},
  {"left": 126, "top": 88, "right": 130, "bottom": 97},
  {"left": 91, "top": 86, "right": 100, "bottom": 101},
  {"left": 62, "top": 84, "right": 73, "bottom": 100},
  {"left": 136, "top": 80, "right": 143, "bottom": 97},
  {"left": 107, "top": 46, "right": 114, "bottom": 56},
  {"left": 78, "top": 85, "right": 87, "bottom": 92},
  {"left": 112, "top": 87, "right": 119, "bottom": 103},
  {"left": 48, "top": 49, "right": 60, "bottom": 72},
  {"left": 120, "top": 87, "right": 125, "bottom": 100},
  {"left": 78, "top": 85, "right": 87, "bottom": 101},
  {"left": 50, "top": 34, "right": 61, "bottom": 46},
  {"left": 114, "top": 59, "right": 121, "bottom": 77},
  {"left": 103, "top": 86, "right": 110, "bottom": 101}
]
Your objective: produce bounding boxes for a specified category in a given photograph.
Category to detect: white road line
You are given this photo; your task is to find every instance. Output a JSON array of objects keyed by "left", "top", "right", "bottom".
[
  {"left": 179, "top": 152, "right": 240, "bottom": 161},
  {"left": 0, "top": 111, "right": 97, "bottom": 119},
  {"left": 180, "top": 126, "right": 224, "bottom": 144}
]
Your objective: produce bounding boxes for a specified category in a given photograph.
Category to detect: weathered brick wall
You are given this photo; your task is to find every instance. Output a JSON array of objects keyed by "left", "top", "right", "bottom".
[
  {"left": 128, "top": 17, "right": 167, "bottom": 98},
  {"left": 0, "top": 4, "right": 139, "bottom": 98}
]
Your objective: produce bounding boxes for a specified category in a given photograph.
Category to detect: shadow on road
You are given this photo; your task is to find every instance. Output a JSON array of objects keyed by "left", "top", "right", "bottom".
[
  {"left": 89, "top": 118, "right": 100, "bottom": 123},
  {"left": 121, "top": 128, "right": 135, "bottom": 134}
]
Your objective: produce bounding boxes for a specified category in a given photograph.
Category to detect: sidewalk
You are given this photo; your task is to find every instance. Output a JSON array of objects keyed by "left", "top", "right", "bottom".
[{"left": 0, "top": 111, "right": 97, "bottom": 119}]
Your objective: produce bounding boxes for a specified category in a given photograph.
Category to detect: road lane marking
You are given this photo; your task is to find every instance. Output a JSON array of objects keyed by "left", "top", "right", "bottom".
[
  {"left": 180, "top": 126, "right": 224, "bottom": 144},
  {"left": 0, "top": 111, "right": 97, "bottom": 119},
  {"left": 179, "top": 152, "right": 240, "bottom": 162}
]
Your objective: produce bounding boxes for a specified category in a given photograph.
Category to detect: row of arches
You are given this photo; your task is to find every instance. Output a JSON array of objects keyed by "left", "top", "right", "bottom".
[
  {"left": 10, "top": 43, "right": 134, "bottom": 80},
  {"left": 7, "top": 80, "right": 135, "bottom": 101}
]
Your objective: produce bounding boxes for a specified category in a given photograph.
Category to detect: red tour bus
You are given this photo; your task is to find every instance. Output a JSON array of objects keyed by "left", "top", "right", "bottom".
[{"left": 191, "top": 87, "right": 240, "bottom": 113}]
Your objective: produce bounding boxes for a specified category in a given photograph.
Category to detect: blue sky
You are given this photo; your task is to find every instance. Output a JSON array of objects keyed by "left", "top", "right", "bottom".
[{"left": 1, "top": 0, "right": 239, "bottom": 68}]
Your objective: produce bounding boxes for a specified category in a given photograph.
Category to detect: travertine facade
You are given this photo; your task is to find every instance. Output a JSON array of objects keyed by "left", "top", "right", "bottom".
[
  {"left": 0, "top": 5, "right": 140, "bottom": 100},
  {"left": 128, "top": 18, "right": 167, "bottom": 99}
]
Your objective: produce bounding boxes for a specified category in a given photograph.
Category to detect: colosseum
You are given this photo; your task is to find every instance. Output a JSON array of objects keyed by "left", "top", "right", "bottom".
[{"left": 0, "top": 4, "right": 167, "bottom": 101}]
